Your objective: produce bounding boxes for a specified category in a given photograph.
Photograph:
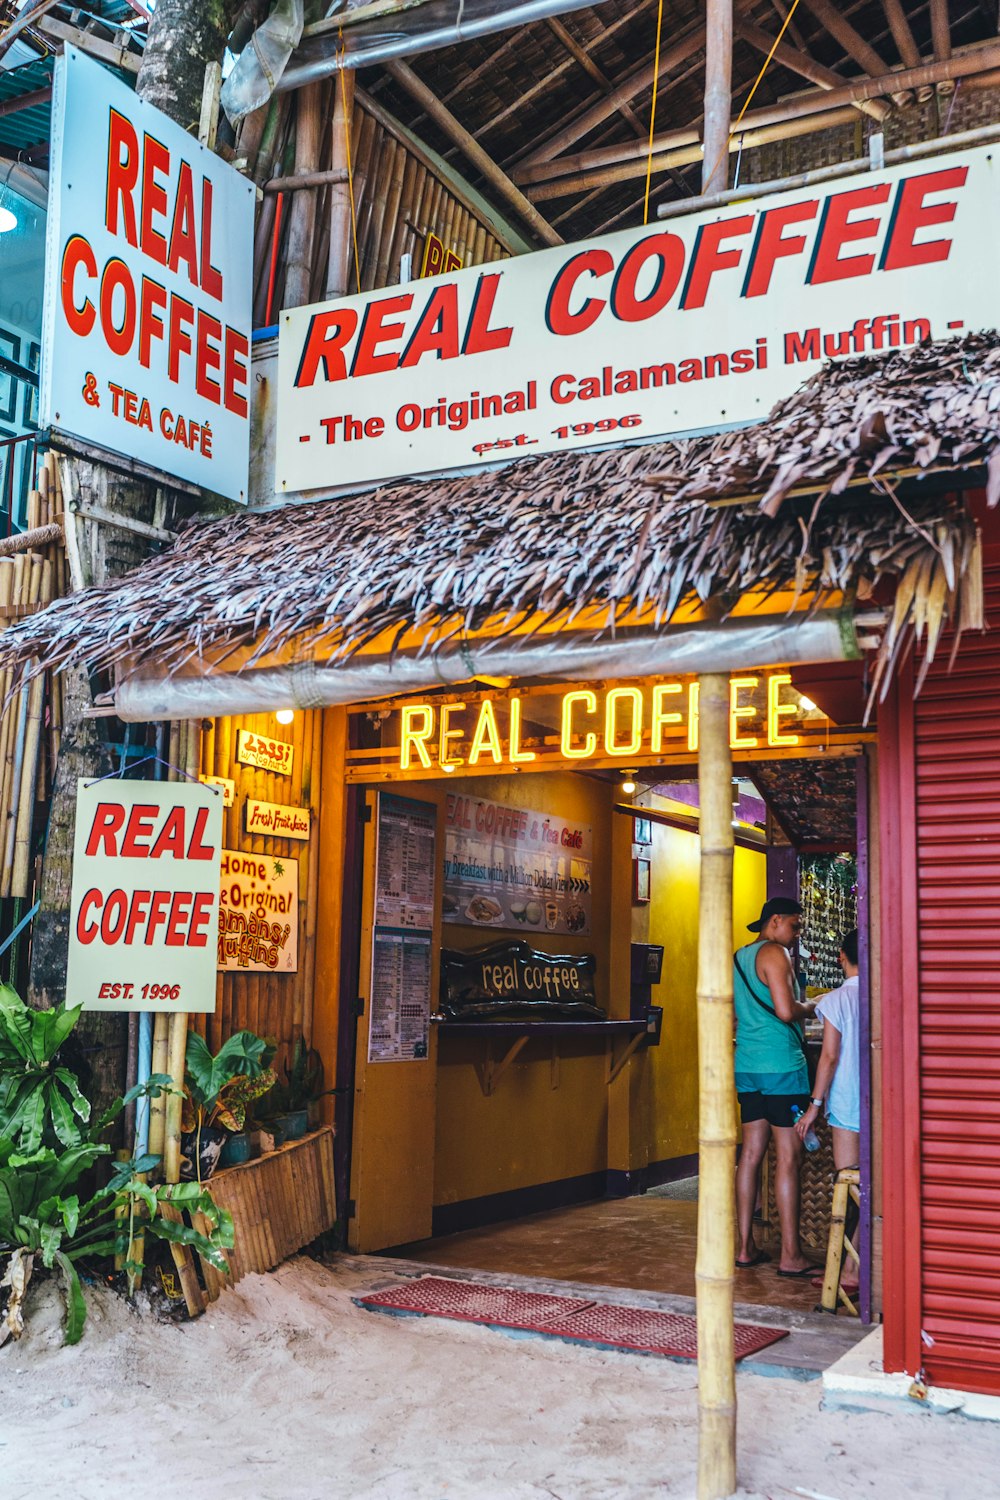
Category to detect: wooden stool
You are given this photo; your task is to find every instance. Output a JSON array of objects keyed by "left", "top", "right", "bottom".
[{"left": 819, "top": 1167, "right": 860, "bottom": 1316}]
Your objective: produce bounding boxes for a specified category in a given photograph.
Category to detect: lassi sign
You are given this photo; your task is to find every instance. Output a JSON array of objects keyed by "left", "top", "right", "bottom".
[
  {"left": 278, "top": 142, "right": 997, "bottom": 494},
  {"left": 393, "top": 672, "right": 804, "bottom": 776},
  {"left": 41, "top": 47, "right": 254, "bottom": 501}
]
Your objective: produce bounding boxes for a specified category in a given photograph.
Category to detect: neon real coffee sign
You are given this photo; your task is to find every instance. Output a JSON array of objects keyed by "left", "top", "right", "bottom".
[
  {"left": 42, "top": 47, "right": 254, "bottom": 501},
  {"left": 278, "top": 142, "right": 993, "bottom": 494},
  {"left": 394, "top": 673, "right": 804, "bottom": 775}
]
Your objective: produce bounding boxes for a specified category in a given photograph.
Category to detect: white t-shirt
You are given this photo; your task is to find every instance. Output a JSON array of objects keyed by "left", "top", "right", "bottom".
[{"left": 815, "top": 974, "right": 860, "bottom": 1132}]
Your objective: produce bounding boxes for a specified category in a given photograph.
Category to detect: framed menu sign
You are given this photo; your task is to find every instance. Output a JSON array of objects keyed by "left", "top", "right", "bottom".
[{"left": 368, "top": 794, "right": 436, "bottom": 1062}]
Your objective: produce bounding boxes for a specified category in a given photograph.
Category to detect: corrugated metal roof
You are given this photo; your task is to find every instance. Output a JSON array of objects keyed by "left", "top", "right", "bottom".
[{"left": 0, "top": 56, "right": 52, "bottom": 155}]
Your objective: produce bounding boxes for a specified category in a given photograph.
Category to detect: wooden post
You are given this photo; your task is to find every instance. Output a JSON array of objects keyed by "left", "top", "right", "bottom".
[
  {"left": 326, "top": 67, "right": 356, "bottom": 298},
  {"left": 284, "top": 82, "right": 325, "bottom": 310},
  {"left": 697, "top": 11, "right": 736, "bottom": 1497},
  {"left": 696, "top": 673, "right": 737, "bottom": 1500}
]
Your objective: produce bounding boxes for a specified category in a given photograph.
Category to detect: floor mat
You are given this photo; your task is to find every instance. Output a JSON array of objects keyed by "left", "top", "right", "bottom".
[{"left": 357, "top": 1275, "right": 789, "bottom": 1361}]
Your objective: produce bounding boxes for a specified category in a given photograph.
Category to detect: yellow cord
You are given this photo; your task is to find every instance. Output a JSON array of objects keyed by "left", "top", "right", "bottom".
[
  {"left": 703, "top": 0, "right": 803, "bottom": 192},
  {"left": 642, "top": 0, "right": 666, "bottom": 225},
  {"left": 339, "top": 33, "right": 362, "bottom": 295}
]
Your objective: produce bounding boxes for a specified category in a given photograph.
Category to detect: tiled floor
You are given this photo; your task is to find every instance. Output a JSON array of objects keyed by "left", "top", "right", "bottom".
[{"left": 405, "top": 1191, "right": 823, "bottom": 1313}]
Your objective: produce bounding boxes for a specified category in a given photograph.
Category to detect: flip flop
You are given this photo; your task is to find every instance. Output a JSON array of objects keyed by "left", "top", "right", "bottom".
[
  {"left": 735, "top": 1250, "right": 771, "bottom": 1268},
  {"left": 776, "top": 1264, "right": 816, "bottom": 1279}
]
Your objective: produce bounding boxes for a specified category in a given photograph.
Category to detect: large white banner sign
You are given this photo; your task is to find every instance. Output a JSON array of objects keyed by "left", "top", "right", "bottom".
[
  {"left": 277, "top": 143, "right": 995, "bottom": 494},
  {"left": 42, "top": 47, "right": 254, "bottom": 501},
  {"left": 67, "top": 780, "right": 223, "bottom": 1012}
]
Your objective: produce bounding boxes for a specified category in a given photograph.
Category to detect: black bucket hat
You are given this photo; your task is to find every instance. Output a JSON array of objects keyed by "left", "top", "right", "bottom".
[{"left": 747, "top": 896, "right": 802, "bottom": 933}]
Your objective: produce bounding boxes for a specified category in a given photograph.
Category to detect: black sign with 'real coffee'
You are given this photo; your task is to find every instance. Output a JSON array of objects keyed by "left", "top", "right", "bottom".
[{"left": 440, "top": 940, "right": 604, "bottom": 1021}]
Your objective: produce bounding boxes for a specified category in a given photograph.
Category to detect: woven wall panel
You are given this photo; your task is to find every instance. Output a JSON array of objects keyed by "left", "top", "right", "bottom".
[{"left": 208, "top": 1127, "right": 336, "bottom": 1285}]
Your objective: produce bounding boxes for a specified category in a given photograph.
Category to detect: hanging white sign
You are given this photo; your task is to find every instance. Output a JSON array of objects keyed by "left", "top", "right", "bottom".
[
  {"left": 277, "top": 142, "right": 995, "bottom": 495},
  {"left": 41, "top": 47, "right": 254, "bottom": 501},
  {"left": 66, "top": 779, "right": 223, "bottom": 1012}
]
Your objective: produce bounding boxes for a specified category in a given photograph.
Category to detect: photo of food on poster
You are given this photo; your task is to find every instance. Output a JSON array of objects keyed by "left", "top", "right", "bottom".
[{"left": 443, "top": 793, "right": 592, "bottom": 936}]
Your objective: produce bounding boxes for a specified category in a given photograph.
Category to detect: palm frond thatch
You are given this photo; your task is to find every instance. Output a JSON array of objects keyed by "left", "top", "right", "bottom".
[{"left": 0, "top": 335, "right": 995, "bottom": 698}]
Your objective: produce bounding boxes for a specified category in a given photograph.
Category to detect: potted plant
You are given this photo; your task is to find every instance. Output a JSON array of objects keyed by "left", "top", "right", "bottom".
[
  {"left": 264, "top": 1038, "right": 328, "bottom": 1141},
  {"left": 181, "top": 1030, "right": 275, "bottom": 1182}
]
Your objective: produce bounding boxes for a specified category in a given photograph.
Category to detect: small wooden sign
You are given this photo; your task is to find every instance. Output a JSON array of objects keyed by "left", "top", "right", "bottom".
[
  {"left": 440, "top": 939, "right": 603, "bottom": 1021},
  {"left": 200, "top": 775, "right": 235, "bottom": 807},
  {"left": 245, "top": 798, "right": 310, "bottom": 841},
  {"left": 236, "top": 730, "right": 293, "bottom": 776}
]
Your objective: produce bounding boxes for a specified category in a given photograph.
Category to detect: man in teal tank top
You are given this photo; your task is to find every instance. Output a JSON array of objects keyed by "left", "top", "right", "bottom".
[{"left": 733, "top": 896, "right": 817, "bottom": 1277}]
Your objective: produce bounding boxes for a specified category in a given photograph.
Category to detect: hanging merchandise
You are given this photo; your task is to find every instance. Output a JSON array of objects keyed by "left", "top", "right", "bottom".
[{"left": 799, "top": 853, "right": 858, "bottom": 990}]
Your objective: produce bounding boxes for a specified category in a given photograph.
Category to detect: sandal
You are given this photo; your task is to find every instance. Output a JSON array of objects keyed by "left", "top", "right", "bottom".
[
  {"left": 735, "top": 1250, "right": 771, "bottom": 1268},
  {"left": 776, "top": 1264, "right": 815, "bottom": 1278}
]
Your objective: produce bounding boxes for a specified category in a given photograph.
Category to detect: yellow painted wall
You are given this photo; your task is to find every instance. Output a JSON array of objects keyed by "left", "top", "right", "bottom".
[
  {"left": 630, "top": 801, "right": 766, "bottom": 1170},
  {"left": 433, "top": 769, "right": 618, "bottom": 1207}
]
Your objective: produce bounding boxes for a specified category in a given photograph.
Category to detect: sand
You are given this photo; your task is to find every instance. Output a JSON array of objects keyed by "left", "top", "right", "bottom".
[{"left": 2, "top": 1254, "right": 997, "bottom": 1500}]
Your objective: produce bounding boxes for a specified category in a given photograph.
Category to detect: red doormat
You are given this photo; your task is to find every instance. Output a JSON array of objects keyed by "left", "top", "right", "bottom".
[{"left": 357, "top": 1276, "right": 788, "bottom": 1362}]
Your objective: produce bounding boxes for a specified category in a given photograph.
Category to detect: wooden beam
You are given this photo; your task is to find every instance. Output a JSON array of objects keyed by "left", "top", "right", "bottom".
[
  {"left": 880, "top": 0, "right": 921, "bottom": 69},
  {"left": 738, "top": 17, "right": 890, "bottom": 122},
  {"left": 283, "top": 81, "right": 324, "bottom": 309},
  {"left": 799, "top": 0, "right": 910, "bottom": 105},
  {"left": 37, "top": 14, "right": 140, "bottom": 73},
  {"left": 326, "top": 69, "right": 357, "bottom": 298},
  {"left": 546, "top": 16, "right": 647, "bottom": 139},
  {"left": 769, "top": 0, "right": 807, "bottom": 52},
  {"left": 383, "top": 58, "right": 562, "bottom": 246},
  {"left": 0, "top": 86, "right": 51, "bottom": 119},
  {"left": 929, "top": 0, "right": 954, "bottom": 96}
]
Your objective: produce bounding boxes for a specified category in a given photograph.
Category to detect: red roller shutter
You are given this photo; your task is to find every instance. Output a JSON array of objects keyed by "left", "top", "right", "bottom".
[{"left": 913, "top": 557, "right": 1000, "bottom": 1393}]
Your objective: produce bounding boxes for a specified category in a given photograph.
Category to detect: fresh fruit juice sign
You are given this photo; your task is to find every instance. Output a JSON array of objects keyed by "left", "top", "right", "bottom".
[
  {"left": 443, "top": 793, "right": 592, "bottom": 937},
  {"left": 41, "top": 47, "right": 254, "bottom": 501},
  {"left": 67, "top": 779, "right": 223, "bottom": 1012}
]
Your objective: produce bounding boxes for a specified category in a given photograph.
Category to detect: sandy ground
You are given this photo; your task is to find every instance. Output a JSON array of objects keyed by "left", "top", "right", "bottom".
[{"left": 3, "top": 1254, "right": 998, "bottom": 1500}]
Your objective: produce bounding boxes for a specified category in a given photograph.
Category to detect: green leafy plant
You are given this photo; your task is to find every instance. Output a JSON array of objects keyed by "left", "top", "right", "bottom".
[
  {"left": 0, "top": 985, "right": 91, "bottom": 1153},
  {"left": 266, "top": 1038, "right": 328, "bottom": 1115},
  {"left": 181, "top": 1030, "right": 272, "bottom": 1134}
]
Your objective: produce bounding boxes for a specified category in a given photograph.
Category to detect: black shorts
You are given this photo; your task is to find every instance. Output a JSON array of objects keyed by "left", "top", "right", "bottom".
[{"left": 738, "top": 1090, "right": 810, "bottom": 1129}]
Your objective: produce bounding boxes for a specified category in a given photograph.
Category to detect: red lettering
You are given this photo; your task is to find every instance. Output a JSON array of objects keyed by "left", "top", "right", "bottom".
[
  {"left": 105, "top": 109, "right": 139, "bottom": 245},
  {"left": 400, "top": 285, "right": 460, "bottom": 367},
  {"left": 350, "top": 294, "right": 413, "bottom": 378},
  {"left": 61, "top": 236, "right": 97, "bottom": 337},
  {"left": 168, "top": 161, "right": 200, "bottom": 282},
  {"left": 145, "top": 888, "right": 172, "bottom": 944},
  {"left": 100, "top": 260, "right": 137, "bottom": 357},
  {"left": 545, "top": 250, "right": 613, "bottom": 336},
  {"left": 808, "top": 183, "right": 891, "bottom": 285},
  {"left": 167, "top": 294, "right": 195, "bottom": 382},
  {"left": 149, "top": 806, "right": 185, "bottom": 860},
  {"left": 139, "top": 133, "right": 170, "bottom": 265},
  {"left": 195, "top": 310, "right": 222, "bottom": 404},
  {"left": 880, "top": 165, "right": 968, "bottom": 273},
  {"left": 462, "top": 273, "right": 512, "bottom": 355},
  {"left": 101, "top": 890, "right": 128, "bottom": 944},
  {"left": 188, "top": 891, "right": 215, "bottom": 947},
  {"left": 75, "top": 888, "right": 102, "bottom": 943},
  {"left": 186, "top": 806, "right": 215, "bottom": 860},
  {"left": 122, "top": 804, "right": 158, "bottom": 857},
  {"left": 223, "top": 327, "right": 249, "bottom": 417},
  {"left": 138, "top": 277, "right": 168, "bottom": 369},
  {"left": 681, "top": 215, "right": 753, "bottom": 309},
  {"left": 294, "top": 309, "right": 359, "bottom": 387},
  {"left": 742, "top": 199, "right": 818, "bottom": 299},
  {"left": 610, "top": 232, "right": 685, "bottom": 322},
  {"left": 165, "top": 891, "right": 193, "bottom": 946},
  {"left": 124, "top": 890, "right": 152, "bottom": 945},
  {"left": 85, "top": 802, "right": 125, "bottom": 857},
  {"left": 200, "top": 179, "right": 223, "bottom": 301}
]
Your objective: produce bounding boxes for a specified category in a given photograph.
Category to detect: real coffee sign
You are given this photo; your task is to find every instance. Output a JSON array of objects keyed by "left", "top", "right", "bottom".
[
  {"left": 67, "top": 780, "right": 223, "bottom": 1012},
  {"left": 41, "top": 47, "right": 254, "bottom": 501}
]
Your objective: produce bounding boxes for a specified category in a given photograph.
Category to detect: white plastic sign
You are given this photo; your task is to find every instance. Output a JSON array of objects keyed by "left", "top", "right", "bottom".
[
  {"left": 277, "top": 142, "right": 997, "bottom": 494},
  {"left": 66, "top": 779, "right": 223, "bottom": 1012},
  {"left": 42, "top": 47, "right": 254, "bottom": 501}
]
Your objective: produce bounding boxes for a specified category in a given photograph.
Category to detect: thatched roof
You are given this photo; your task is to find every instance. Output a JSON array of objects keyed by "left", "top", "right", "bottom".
[{"left": 2, "top": 335, "right": 994, "bottom": 698}]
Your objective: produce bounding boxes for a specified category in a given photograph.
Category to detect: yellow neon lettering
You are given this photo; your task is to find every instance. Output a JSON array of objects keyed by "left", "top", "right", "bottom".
[
  {"left": 651, "top": 683, "right": 682, "bottom": 753},
  {"left": 687, "top": 682, "right": 699, "bottom": 752},
  {"left": 439, "top": 702, "right": 467, "bottom": 769},
  {"left": 561, "top": 690, "right": 597, "bottom": 758},
  {"left": 730, "top": 676, "right": 759, "bottom": 750},
  {"left": 508, "top": 696, "right": 536, "bottom": 764},
  {"left": 604, "top": 686, "right": 643, "bottom": 756},
  {"left": 468, "top": 697, "right": 503, "bottom": 765},
  {"left": 767, "top": 673, "right": 800, "bottom": 747},
  {"left": 400, "top": 704, "right": 433, "bottom": 769}
]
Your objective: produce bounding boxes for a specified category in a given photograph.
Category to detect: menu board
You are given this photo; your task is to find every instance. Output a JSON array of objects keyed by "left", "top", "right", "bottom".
[
  {"left": 368, "top": 794, "right": 435, "bottom": 1062},
  {"left": 443, "top": 793, "right": 592, "bottom": 937}
]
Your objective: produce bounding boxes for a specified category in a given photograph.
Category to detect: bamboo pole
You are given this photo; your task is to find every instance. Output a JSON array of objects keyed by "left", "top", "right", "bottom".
[
  {"left": 737, "top": 18, "right": 889, "bottom": 122},
  {"left": 11, "top": 558, "right": 52, "bottom": 896},
  {"left": 325, "top": 67, "right": 356, "bottom": 299},
  {"left": 147, "top": 1012, "right": 169, "bottom": 1160},
  {"left": 695, "top": 673, "right": 737, "bottom": 1500},
  {"left": 284, "top": 81, "right": 325, "bottom": 309}
]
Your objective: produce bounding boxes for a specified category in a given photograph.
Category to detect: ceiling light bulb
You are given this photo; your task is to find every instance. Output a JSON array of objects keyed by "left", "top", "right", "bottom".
[
  {"left": 621, "top": 773, "right": 637, "bottom": 796},
  {"left": 0, "top": 207, "right": 17, "bottom": 234},
  {"left": 799, "top": 695, "right": 817, "bottom": 712},
  {"left": 276, "top": 708, "right": 294, "bottom": 725}
]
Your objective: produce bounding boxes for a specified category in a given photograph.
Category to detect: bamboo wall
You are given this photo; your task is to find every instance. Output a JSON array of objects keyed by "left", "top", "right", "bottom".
[
  {"left": 195, "top": 709, "right": 323, "bottom": 1076},
  {"left": 246, "top": 87, "right": 513, "bottom": 325}
]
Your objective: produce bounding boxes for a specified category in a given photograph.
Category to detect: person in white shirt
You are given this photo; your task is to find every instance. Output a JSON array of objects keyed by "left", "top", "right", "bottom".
[{"left": 793, "top": 928, "right": 860, "bottom": 1170}]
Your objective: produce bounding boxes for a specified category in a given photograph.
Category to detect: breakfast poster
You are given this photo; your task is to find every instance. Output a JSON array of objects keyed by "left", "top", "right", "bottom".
[{"left": 443, "top": 793, "right": 592, "bottom": 937}]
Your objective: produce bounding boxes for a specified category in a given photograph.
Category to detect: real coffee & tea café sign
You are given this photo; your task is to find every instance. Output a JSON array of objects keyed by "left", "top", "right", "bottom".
[{"left": 370, "top": 672, "right": 810, "bottom": 780}]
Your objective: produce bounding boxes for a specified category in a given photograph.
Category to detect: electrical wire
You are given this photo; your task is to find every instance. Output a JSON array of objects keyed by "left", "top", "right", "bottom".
[
  {"left": 642, "top": 0, "right": 666, "bottom": 226},
  {"left": 339, "top": 31, "right": 362, "bottom": 295}
]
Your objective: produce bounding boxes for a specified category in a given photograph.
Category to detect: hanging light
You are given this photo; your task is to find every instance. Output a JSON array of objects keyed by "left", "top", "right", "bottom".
[
  {"left": 621, "top": 771, "right": 637, "bottom": 796},
  {"left": 276, "top": 708, "right": 294, "bottom": 725}
]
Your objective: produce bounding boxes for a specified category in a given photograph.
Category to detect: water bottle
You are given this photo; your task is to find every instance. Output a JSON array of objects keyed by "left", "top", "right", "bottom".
[{"left": 791, "top": 1104, "right": 821, "bottom": 1152}]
